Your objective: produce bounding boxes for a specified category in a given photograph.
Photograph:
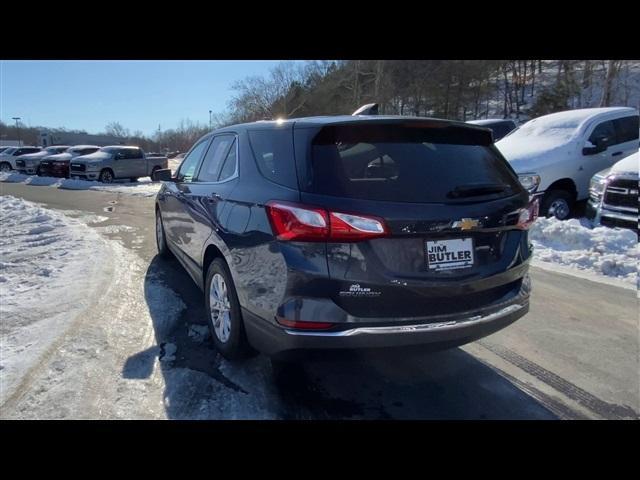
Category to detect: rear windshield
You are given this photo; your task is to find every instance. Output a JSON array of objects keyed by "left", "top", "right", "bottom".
[{"left": 305, "top": 124, "right": 521, "bottom": 203}]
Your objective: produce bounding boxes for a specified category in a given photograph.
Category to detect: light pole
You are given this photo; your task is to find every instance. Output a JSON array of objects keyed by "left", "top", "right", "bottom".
[
  {"left": 12, "top": 117, "right": 21, "bottom": 145},
  {"left": 209, "top": 110, "right": 212, "bottom": 130}
]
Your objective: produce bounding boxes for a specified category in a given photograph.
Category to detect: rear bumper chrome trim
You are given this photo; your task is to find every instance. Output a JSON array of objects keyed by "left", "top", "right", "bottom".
[{"left": 284, "top": 303, "right": 524, "bottom": 337}]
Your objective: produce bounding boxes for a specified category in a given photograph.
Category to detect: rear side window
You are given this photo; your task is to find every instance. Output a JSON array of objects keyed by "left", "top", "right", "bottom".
[
  {"left": 248, "top": 129, "right": 297, "bottom": 188},
  {"left": 218, "top": 139, "right": 237, "bottom": 181},
  {"left": 306, "top": 124, "right": 521, "bottom": 203},
  {"left": 124, "top": 148, "right": 143, "bottom": 159},
  {"left": 613, "top": 116, "right": 639, "bottom": 143}
]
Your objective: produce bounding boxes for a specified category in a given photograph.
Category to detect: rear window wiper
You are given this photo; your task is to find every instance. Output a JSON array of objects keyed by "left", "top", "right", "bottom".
[{"left": 447, "top": 183, "right": 510, "bottom": 199}]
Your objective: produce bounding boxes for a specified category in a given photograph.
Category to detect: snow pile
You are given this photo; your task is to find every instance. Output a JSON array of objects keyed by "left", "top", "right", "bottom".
[
  {"left": 530, "top": 217, "right": 639, "bottom": 286},
  {"left": 0, "top": 172, "right": 161, "bottom": 197},
  {"left": 0, "top": 195, "right": 111, "bottom": 404}
]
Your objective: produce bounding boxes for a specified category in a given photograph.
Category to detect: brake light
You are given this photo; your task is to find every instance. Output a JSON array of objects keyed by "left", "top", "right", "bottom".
[
  {"left": 516, "top": 197, "right": 539, "bottom": 230},
  {"left": 266, "top": 201, "right": 389, "bottom": 242},
  {"left": 276, "top": 317, "right": 335, "bottom": 330}
]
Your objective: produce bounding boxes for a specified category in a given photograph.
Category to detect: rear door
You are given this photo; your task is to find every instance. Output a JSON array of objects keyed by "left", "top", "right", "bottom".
[{"left": 295, "top": 121, "right": 530, "bottom": 319}]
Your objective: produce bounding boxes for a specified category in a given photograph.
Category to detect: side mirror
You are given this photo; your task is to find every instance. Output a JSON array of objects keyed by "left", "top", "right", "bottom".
[
  {"left": 152, "top": 168, "right": 173, "bottom": 182},
  {"left": 582, "top": 137, "right": 608, "bottom": 155}
]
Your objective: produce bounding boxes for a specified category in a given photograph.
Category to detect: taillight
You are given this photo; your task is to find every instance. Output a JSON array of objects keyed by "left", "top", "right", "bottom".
[
  {"left": 516, "top": 197, "right": 539, "bottom": 230},
  {"left": 265, "top": 201, "right": 389, "bottom": 242}
]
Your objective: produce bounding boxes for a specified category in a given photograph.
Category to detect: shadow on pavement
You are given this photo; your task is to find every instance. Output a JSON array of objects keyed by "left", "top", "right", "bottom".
[{"left": 128, "top": 254, "right": 557, "bottom": 420}]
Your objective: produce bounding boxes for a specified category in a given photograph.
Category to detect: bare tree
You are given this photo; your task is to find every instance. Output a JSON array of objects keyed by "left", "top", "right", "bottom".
[{"left": 600, "top": 60, "right": 621, "bottom": 107}]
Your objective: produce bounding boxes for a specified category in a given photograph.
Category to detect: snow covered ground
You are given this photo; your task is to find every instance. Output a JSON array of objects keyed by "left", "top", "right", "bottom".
[
  {"left": 0, "top": 172, "right": 162, "bottom": 197},
  {"left": 530, "top": 217, "right": 638, "bottom": 288},
  {"left": 0, "top": 196, "right": 112, "bottom": 404}
]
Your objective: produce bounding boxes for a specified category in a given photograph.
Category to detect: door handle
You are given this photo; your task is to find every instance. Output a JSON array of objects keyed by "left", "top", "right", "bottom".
[
  {"left": 208, "top": 193, "right": 222, "bottom": 201},
  {"left": 611, "top": 151, "right": 623, "bottom": 157}
]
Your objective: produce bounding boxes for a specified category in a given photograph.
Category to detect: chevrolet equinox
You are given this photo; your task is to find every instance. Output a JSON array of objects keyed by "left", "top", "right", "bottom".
[{"left": 153, "top": 114, "right": 538, "bottom": 361}]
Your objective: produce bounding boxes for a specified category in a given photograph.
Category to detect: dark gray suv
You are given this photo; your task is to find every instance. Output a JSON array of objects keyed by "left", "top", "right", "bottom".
[{"left": 154, "top": 115, "right": 538, "bottom": 361}]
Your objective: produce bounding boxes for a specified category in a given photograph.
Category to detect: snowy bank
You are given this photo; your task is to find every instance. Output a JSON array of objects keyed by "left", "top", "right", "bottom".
[
  {"left": 530, "top": 217, "right": 638, "bottom": 287},
  {"left": 0, "top": 172, "right": 161, "bottom": 197},
  {"left": 0, "top": 195, "right": 112, "bottom": 404}
]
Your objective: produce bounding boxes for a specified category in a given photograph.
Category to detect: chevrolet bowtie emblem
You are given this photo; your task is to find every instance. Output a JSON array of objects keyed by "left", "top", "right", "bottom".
[{"left": 453, "top": 218, "right": 480, "bottom": 230}]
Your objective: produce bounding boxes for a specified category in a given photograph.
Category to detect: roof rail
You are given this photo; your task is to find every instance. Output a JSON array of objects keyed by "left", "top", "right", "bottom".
[{"left": 352, "top": 103, "right": 379, "bottom": 116}]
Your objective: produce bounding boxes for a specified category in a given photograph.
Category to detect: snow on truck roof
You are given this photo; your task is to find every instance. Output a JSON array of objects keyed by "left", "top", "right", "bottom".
[
  {"left": 497, "top": 107, "right": 639, "bottom": 151},
  {"left": 519, "top": 107, "right": 637, "bottom": 132}
]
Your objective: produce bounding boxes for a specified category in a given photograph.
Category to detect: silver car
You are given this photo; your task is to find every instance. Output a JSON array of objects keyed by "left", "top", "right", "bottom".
[{"left": 69, "top": 146, "right": 168, "bottom": 183}]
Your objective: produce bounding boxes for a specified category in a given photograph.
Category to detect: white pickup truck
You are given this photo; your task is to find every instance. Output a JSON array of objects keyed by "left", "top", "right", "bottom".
[
  {"left": 496, "top": 107, "right": 639, "bottom": 219},
  {"left": 69, "top": 146, "right": 168, "bottom": 183}
]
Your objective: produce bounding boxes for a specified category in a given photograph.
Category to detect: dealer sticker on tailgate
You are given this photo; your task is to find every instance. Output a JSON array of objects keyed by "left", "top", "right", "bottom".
[{"left": 426, "top": 238, "right": 474, "bottom": 271}]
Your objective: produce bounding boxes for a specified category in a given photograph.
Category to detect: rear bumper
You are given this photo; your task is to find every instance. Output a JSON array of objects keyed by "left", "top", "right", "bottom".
[{"left": 244, "top": 278, "right": 530, "bottom": 357}]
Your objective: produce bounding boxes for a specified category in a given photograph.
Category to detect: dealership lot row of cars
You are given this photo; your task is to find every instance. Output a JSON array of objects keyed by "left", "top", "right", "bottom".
[{"left": 0, "top": 145, "right": 169, "bottom": 183}]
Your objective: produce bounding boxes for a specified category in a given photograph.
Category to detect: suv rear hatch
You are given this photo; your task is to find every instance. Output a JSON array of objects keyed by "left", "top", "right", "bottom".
[{"left": 291, "top": 119, "right": 533, "bottom": 320}]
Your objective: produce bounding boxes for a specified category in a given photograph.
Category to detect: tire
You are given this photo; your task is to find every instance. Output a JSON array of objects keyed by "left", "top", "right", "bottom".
[
  {"left": 541, "top": 190, "right": 574, "bottom": 220},
  {"left": 0, "top": 162, "right": 11, "bottom": 173},
  {"left": 151, "top": 166, "right": 160, "bottom": 181},
  {"left": 130, "top": 177, "right": 138, "bottom": 182},
  {"left": 155, "top": 208, "right": 172, "bottom": 258},
  {"left": 99, "top": 169, "right": 114, "bottom": 183},
  {"left": 204, "top": 258, "right": 251, "bottom": 360}
]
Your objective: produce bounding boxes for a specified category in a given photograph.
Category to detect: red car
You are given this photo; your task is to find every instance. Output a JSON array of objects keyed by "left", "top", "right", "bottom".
[{"left": 38, "top": 145, "right": 100, "bottom": 178}]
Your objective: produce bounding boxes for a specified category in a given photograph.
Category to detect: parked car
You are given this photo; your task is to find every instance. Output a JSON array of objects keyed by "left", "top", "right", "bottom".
[
  {"left": 38, "top": 145, "right": 100, "bottom": 178},
  {"left": 153, "top": 114, "right": 537, "bottom": 363},
  {"left": 0, "top": 147, "right": 12, "bottom": 154},
  {"left": 69, "top": 146, "right": 168, "bottom": 183},
  {"left": 15, "top": 146, "right": 70, "bottom": 175},
  {"left": 496, "top": 107, "right": 639, "bottom": 220},
  {"left": 467, "top": 119, "right": 518, "bottom": 141},
  {"left": 586, "top": 151, "right": 638, "bottom": 230},
  {"left": 0, "top": 146, "right": 42, "bottom": 172}
]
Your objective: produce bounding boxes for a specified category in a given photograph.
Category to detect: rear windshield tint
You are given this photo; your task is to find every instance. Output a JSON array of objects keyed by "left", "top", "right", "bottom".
[{"left": 306, "top": 124, "right": 521, "bottom": 203}]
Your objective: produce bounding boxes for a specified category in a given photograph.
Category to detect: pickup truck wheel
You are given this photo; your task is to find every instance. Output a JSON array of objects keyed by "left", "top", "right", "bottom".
[
  {"left": 155, "top": 208, "right": 172, "bottom": 258},
  {"left": 205, "top": 258, "right": 251, "bottom": 361},
  {"left": 0, "top": 162, "right": 11, "bottom": 173},
  {"left": 541, "top": 190, "right": 573, "bottom": 220},
  {"left": 99, "top": 169, "right": 114, "bottom": 183}
]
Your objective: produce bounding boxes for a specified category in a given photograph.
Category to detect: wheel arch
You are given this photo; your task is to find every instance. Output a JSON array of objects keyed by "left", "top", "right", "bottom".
[{"left": 545, "top": 178, "right": 578, "bottom": 199}]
